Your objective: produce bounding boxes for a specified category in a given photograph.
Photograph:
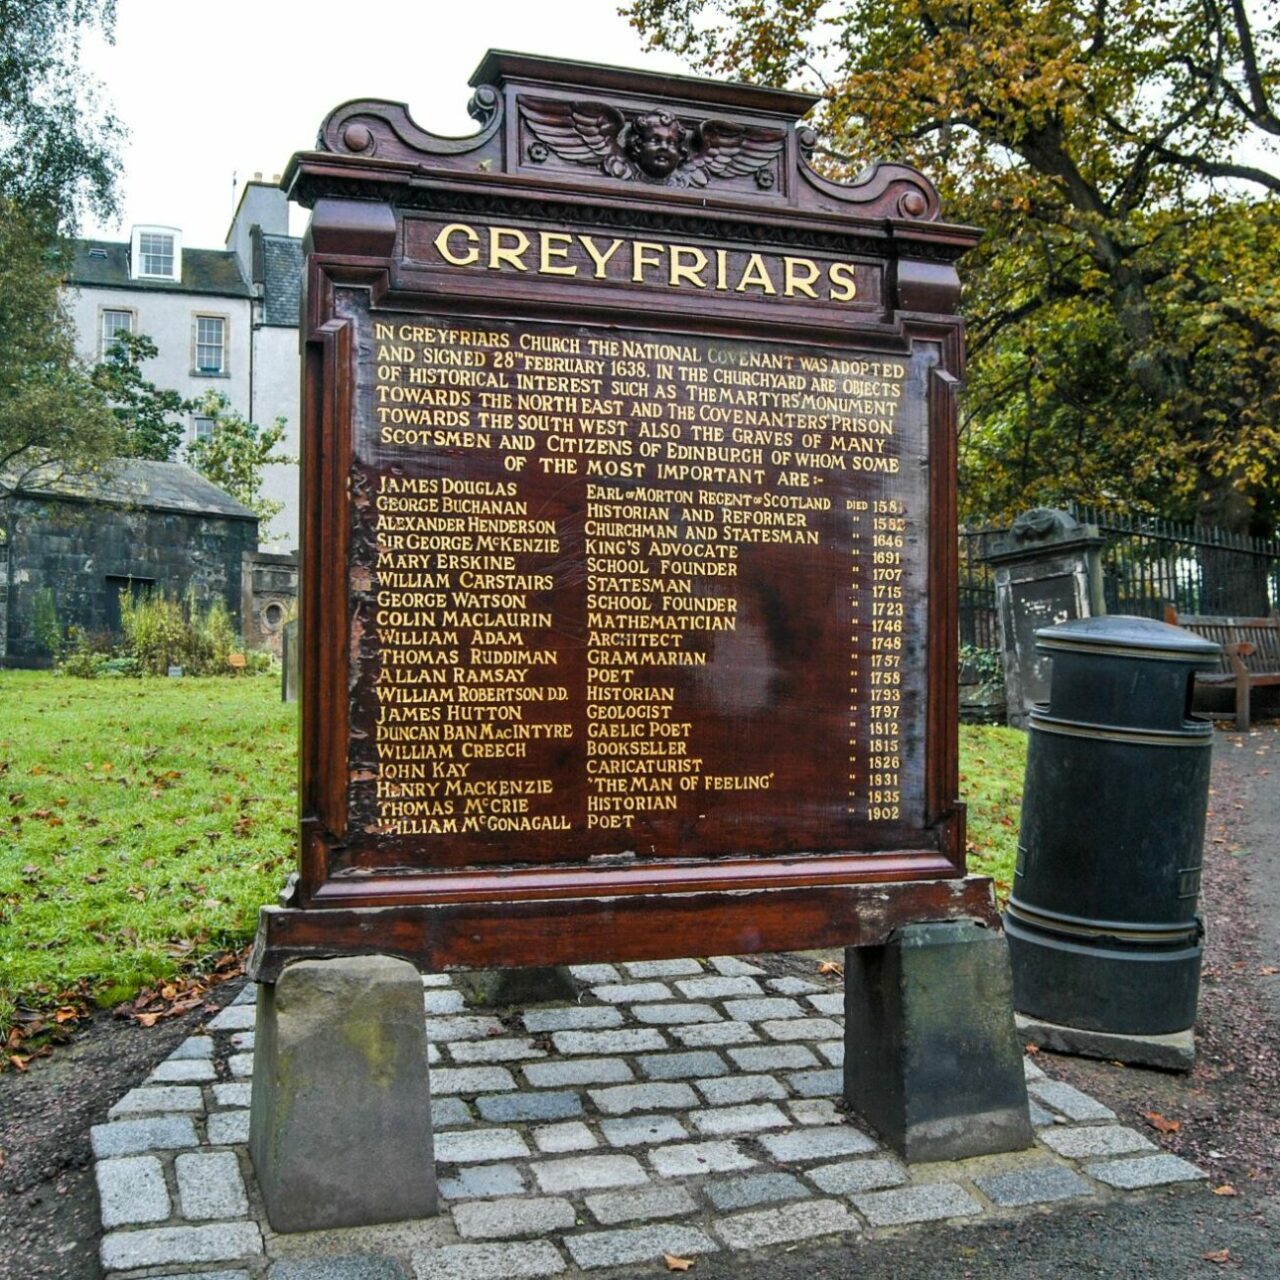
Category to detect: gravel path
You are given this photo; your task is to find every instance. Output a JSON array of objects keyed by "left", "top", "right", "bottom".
[{"left": 1038, "top": 726, "right": 1280, "bottom": 1191}]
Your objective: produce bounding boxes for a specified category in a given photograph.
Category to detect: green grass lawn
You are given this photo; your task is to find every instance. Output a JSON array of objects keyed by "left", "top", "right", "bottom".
[
  {"left": 0, "top": 671, "right": 296, "bottom": 1039},
  {"left": 0, "top": 671, "right": 1026, "bottom": 1041},
  {"left": 959, "top": 723, "right": 1028, "bottom": 897}
]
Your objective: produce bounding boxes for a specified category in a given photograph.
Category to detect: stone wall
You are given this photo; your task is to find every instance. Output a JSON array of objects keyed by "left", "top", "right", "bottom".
[
  {"left": 1, "top": 495, "right": 258, "bottom": 665},
  {"left": 241, "top": 551, "right": 298, "bottom": 656}
]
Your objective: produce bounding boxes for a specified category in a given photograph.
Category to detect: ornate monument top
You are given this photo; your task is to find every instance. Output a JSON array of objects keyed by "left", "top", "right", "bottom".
[
  {"left": 287, "top": 49, "right": 979, "bottom": 235},
  {"left": 469, "top": 49, "right": 821, "bottom": 118}
]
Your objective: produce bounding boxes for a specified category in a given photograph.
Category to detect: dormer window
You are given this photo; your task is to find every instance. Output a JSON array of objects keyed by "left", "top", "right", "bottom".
[
  {"left": 129, "top": 225, "right": 181, "bottom": 281},
  {"left": 139, "top": 232, "right": 174, "bottom": 277}
]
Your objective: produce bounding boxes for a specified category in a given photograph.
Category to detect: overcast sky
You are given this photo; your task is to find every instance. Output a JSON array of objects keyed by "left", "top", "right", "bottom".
[{"left": 80, "top": 0, "right": 692, "bottom": 247}]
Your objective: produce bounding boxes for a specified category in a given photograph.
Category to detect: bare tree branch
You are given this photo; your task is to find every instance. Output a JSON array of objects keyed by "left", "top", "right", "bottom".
[{"left": 1153, "top": 146, "right": 1280, "bottom": 192}]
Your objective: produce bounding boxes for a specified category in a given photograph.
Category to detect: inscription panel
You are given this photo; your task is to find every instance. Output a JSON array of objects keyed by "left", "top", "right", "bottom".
[
  {"left": 399, "top": 218, "right": 886, "bottom": 315},
  {"left": 340, "top": 297, "right": 932, "bottom": 871}
]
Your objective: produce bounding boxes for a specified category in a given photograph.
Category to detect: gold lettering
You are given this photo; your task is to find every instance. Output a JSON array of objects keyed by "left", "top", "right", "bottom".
[
  {"left": 669, "top": 245, "right": 708, "bottom": 289},
  {"left": 633, "top": 241, "right": 665, "bottom": 283},
  {"left": 488, "top": 226, "right": 530, "bottom": 272},
  {"left": 735, "top": 253, "right": 777, "bottom": 295},
  {"left": 828, "top": 261, "right": 859, "bottom": 302},
  {"left": 580, "top": 235, "right": 624, "bottom": 278},
  {"left": 434, "top": 223, "right": 480, "bottom": 266},
  {"left": 539, "top": 232, "right": 577, "bottom": 276},
  {"left": 784, "top": 256, "right": 820, "bottom": 299}
]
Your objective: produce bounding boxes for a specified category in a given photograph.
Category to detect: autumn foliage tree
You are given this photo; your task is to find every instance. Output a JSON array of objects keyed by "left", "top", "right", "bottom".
[
  {"left": 91, "top": 332, "right": 190, "bottom": 462},
  {"left": 625, "top": 0, "right": 1280, "bottom": 544},
  {"left": 0, "top": 200, "right": 120, "bottom": 501},
  {"left": 185, "top": 391, "right": 294, "bottom": 533},
  {"left": 1, "top": 1, "right": 125, "bottom": 499}
]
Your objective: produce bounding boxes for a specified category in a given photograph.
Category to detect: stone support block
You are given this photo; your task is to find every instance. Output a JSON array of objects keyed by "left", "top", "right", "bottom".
[
  {"left": 843, "top": 921, "right": 1034, "bottom": 1162},
  {"left": 249, "top": 954, "right": 436, "bottom": 1232}
]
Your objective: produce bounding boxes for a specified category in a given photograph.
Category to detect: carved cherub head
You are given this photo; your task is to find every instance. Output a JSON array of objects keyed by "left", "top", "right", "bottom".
[
  {"left": 521, "top": 97, "right": 784, "bottom": 189},
  {"left": 623, "top": 110, "right": 691, "bottom": 179}
]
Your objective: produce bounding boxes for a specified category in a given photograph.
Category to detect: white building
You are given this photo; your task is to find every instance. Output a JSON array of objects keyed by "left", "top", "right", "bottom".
[{"left": 66, "top": 179, "right": 303, "bottom": 553}]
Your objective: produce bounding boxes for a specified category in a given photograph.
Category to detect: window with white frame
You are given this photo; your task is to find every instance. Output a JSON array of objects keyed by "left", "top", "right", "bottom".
[
  {"left": 137, "top": 231, "right": 175, "bottom": 278},
  {"left": 194, "top": 315, "right": 226, "bottom": 375},
  {"left": 99, "top": 309, "right": 134, "bottom": 359},
  {"left": 191, "top": 414, "right": 215, "bottom": 443}
]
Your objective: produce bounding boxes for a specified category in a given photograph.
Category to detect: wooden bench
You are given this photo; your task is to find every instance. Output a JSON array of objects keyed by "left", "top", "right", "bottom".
[{"left": 1163, "top": 604, "right": 1280, "bottom": 730}]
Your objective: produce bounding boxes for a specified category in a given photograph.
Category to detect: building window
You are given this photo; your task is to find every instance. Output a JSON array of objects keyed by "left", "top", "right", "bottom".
[
  {"left": 138, "top": 232, "right": 175, "bottom": 278},
  {"left": 191, "top": 414, "right": 215, "bottom": 443},
  {"left": 194, "top": 316, "right": 226, "bottom": 375},
  {"left": 99, "top": 309, "right": 135, "bottom": 359}
]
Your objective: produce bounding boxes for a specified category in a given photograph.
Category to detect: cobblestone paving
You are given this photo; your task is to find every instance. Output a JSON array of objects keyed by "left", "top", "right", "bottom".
[{"left": 90, "top": 957, "right": 1207, "bottom": 1278}]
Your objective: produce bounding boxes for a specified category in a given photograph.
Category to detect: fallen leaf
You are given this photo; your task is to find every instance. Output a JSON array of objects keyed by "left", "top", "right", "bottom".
[
  {"left": 1141, "top": 1110, "right": 1181, "bottom": 1134},
  {"left": 664, "top": 1255, "right": 695, "bottom": 1272},
  {"left": 1212, "top": 1185, "right": 1238, "bottom": 1197},
  {"left": 1025, "top": 1043, "right": 1040, "bottom": 1055},
  {"left": 1202, "top": 1248, "right": 1232, "bottom": 1264},
  {"left": 1260, "top": 966, "right": 1279, "bottom": 977},
  {"left": 817, "top": 961, "right": 843, "bottom": 977}
]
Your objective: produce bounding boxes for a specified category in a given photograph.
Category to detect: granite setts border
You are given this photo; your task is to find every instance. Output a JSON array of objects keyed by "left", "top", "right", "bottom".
[{"left": 91, "top": 956, "right": 1208, "bottom": 1278}]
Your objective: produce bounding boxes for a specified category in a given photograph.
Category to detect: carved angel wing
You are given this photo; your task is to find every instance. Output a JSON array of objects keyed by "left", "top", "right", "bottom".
[
  {"left": 521, "top": 97, "right": 632, "bottom": 176},
  {"left": 691, "top": 121, "right": 785, "bottom": 188}
]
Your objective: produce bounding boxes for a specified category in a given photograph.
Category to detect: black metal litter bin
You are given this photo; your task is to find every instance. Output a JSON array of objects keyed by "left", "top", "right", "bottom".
[{"left": 1004, "top": 616, "right": 1221, "bottom": 1035}]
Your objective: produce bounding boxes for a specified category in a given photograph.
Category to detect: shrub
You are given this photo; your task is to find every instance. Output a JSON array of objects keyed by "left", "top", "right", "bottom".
[
  {"left": 116, "top": 590, "right": 251, "bottom": 676},
  {"left": 31, "top": 587, "right": 62, "bottom": 658},
  {"left": 119, "top": 591, "right": 188, "bottom": 675},
  {"left": 60, "top": 627, "right": 125, "bottom": 678},
  {"left": 959, "top": 643, "right": 1004, "bottom": 691},
  {"left": 59, "top": 591, "right": 269, "bottom": 678}
]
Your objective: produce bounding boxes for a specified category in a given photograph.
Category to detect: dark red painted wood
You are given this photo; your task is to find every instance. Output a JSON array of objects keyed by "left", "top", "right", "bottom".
[{"left": 251, "top": 50, "right": 985, "bottom": 979}]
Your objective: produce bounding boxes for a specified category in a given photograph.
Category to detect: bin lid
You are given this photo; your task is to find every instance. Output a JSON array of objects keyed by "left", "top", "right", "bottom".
[{"left": 1035, "top": 614, "right": 1221, "bottom": 660}]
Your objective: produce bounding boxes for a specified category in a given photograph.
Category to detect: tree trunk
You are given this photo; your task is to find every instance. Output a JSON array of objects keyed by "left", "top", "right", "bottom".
[{"left": 1195, "top": 472, "right": 1272, "bottom": 615}]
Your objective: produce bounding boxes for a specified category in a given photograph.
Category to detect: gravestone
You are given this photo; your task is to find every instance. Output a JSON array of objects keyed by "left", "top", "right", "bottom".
[
  {"left": 281, "top": 618, "right": 298, "bottom": 703},
  {"left": 248, "top": 51, "right": 1031, "bottom": 1229},
  {"left": 986, "top": 508, "right": 1106, "bottom": 728}
]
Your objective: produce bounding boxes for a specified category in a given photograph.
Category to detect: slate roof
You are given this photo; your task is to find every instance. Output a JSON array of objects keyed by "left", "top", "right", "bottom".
[
  {"left": 11, "top": 459, "right": 258, "bottom": 522},
  {"left": 68, "top": 240, "right": 254, "bottom": 299},
  {"left": 259, "top": 234, "right": 303, "bottom": 326}
]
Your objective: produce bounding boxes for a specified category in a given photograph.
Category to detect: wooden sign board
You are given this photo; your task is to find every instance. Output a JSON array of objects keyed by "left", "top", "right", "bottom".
[{"left": 249, "top": 51, "right": 993, "bottom": 980}]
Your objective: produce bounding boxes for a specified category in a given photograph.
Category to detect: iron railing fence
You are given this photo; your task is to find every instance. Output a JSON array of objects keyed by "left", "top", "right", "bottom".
[
  {"left": 958, "top": 524, "right": 1003, "bottom": 652},
  {"left": 959, "top": 507, "right": 1280, "bottom": 653},
  {"left": 1067, "top": 503, "right": 1280, "bottom": 620}
]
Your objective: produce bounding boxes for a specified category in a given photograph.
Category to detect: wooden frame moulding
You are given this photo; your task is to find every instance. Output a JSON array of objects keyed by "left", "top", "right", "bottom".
[{"left": 249, "top": 51, "right": 989, "bottom": 980}]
